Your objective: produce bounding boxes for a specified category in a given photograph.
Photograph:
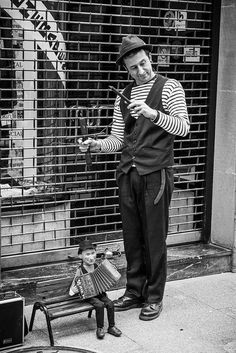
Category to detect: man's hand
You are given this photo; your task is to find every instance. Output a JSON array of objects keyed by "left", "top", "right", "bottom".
[
  {"left": 77, "top": 138, "right": 101, "bottom": 152},
  {"left": 127, "top": 100, "right": 158, "bottom": 121}
]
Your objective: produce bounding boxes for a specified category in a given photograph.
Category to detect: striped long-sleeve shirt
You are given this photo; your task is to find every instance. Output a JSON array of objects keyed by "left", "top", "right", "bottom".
[{"left": 100, "top": 76, "right": 190, "bottom": 152}]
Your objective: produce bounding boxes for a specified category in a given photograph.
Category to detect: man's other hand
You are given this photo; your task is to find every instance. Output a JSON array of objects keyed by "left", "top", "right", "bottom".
[{"left": 77, "top": 138, "right": 101, "bottom": 152}]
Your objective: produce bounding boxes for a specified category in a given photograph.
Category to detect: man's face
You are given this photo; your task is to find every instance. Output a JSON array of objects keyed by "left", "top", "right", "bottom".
[
  {"left": 81, "top": 248, "right": 96, "bottom": 266},
  {"left": 123, "top": 49, "right": 155, "bottom": 85}
]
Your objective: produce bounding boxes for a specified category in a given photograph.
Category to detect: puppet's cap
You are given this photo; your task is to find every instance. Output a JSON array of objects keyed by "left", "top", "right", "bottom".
[{"left": 78, "top": 239, "right": 96, "bottom": 255}]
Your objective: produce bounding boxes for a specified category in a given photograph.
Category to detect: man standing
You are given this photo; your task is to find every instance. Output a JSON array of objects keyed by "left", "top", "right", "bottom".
[{"left": 79, "top": 35, "right": 189, "bottom": 321}]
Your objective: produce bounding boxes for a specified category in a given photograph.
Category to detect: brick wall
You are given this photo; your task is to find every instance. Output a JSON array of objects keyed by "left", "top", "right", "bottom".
[{"left": 1, "top": 202, "right": 71, "bottom": 256}]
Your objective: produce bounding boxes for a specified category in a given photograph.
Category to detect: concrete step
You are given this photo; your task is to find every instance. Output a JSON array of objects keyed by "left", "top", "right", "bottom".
[{"left": 0, "top": 242, "right": 232, "bottom": 305}]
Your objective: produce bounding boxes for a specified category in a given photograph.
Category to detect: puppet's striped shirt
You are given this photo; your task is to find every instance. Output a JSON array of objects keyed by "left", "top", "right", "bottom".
[{"left": 100, "top": 77, "right": 190, "bottom": 152}]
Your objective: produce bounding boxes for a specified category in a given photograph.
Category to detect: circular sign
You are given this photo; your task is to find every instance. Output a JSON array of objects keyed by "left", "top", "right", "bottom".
[
  {"left": 163, "top": 11, "right": 175, "bottom": 31},
  {"left": 5, "top": 346, "right": 97, "bottom": 353}
]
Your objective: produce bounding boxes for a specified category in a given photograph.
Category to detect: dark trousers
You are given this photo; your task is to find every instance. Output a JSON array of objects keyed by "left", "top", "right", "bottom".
[
  {"left": 87, "top": 293, "right": 115, "bottom": 328},
  {"left": 118, "top": 168, "right": 174, "bottom": 303}
]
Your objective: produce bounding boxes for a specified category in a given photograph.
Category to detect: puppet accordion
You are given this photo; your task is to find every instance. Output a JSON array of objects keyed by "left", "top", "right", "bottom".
[{"left": 69, "top": 259, "right": 121, "bottom": 298}]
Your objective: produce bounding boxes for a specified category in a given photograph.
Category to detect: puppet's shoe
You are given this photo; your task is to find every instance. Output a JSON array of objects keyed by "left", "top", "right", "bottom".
[
  {"left": 108, "top": 326, "right": 122, "bottom": 337},
  {"left": 96, "top": 327, "right": 105, "bottom": 339}
]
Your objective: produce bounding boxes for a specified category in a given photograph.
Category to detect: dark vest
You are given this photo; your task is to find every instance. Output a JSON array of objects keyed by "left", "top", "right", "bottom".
[{"left": 118, "top": 75, "right": 174, "bottom": 176}]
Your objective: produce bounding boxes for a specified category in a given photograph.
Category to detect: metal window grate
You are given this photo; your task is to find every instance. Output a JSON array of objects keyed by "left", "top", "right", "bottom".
[{"left": 0, "top": 0, "right": 214, "bottom": 268}]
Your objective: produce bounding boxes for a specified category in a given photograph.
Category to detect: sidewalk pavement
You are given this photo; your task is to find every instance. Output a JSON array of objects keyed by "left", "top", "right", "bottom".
[{"left": 22, "top": 272, "right": 236, "bottom": 353}]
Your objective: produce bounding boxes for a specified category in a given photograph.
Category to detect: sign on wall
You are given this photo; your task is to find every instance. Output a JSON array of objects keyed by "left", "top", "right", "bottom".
[
  {"left": 163, "top": 10, "right": 187, "bottom": 31},
  {"left": 184, "top": 46, "right": 201, "bottom": 62},
  {"left": 1, "top": 0, "right": 66, "bottom": 85}
]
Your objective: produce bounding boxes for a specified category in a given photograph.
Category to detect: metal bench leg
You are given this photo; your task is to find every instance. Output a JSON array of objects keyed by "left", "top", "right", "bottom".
[
  {"left": 88, "top": 309, "right": 93, "bottom": 318},
  {"left": 43, "top": 308, "right": 54, "bottom": 346},
  {"left": 45, "top": 313, "right": 54, "bottom": 346},
  {"left": 29, "top": 303, "right": 38, "bottom": 331},
  {"left": 35, "top": 303, "right": 55, "bottom": 346}
]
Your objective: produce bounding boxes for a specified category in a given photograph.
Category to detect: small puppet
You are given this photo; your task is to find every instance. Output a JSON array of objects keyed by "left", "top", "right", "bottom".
[{"left": 69, "top": 239, "right": 122, "bottom": 339}]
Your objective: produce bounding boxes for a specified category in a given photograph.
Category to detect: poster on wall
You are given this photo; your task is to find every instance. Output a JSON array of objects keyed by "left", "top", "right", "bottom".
[
  {"left": 163, "top": 10, "right": 187, "bottom": 32},
  {"left": 0, "top": 0, "right": 66, "bottom": 185},
  {"left": 5, "top": 21, "right": 24, "bottom": 179},
  {"left": 1, "top": 0, "right": 66, "bottom": 85},
  {"left": 163, "top": 10, "right": 175, "bottom": 31},
  {"left": 175, "top": 11, "right": 187, "bottom": 31},
  {"left": 170, "top": 40, "right": 183, "bottom": 63},
  {"left": 157, "top": 46, "right": 170, "bottom": 67},
  {"left": 184, "top": 46, "right": 201, "bottom": 62}
]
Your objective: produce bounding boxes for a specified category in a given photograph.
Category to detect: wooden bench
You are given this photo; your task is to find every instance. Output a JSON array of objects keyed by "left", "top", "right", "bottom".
[{"left": 29, "top": 277, "right": 95, "bottom": 346}]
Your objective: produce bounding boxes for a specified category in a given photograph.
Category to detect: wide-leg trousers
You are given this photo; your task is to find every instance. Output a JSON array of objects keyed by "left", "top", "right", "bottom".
[{"left": 118, "top": 167, "right": 174, "bottom": 304}]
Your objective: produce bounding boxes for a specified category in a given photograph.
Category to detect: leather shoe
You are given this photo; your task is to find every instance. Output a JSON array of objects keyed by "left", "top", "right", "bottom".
[
  {"left": 108, "top": 326, "right": 122, "bottom": 337},
  {"left": 96, "top": 327, "right": 105, "bottom": 339},
  {"left": 113, "top": 295, "right": 143, "bottom": 311},
  {"left": 139, "top": 301, "right": 163, "bottom": 321}
]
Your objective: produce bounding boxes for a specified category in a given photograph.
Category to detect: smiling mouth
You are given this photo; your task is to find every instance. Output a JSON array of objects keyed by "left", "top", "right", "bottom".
[
  {"left": 140, "top": 77, "right": 146, "bottom": 80},
  {"left": 139, "top": 74, "right": 150, "bottom": 82}
]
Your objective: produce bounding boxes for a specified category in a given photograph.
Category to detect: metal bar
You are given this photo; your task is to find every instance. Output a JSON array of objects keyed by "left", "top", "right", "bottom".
[{"left": 202, "top": 0, "right": 222, "bottom": 243}]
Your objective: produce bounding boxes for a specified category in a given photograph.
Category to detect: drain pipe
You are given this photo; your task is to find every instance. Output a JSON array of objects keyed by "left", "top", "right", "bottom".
[
  {"left": 0, "top": 196, "right": 1, "bottom": 282},
  {"left": 233, "top": 217, "right": 236, "bottom": 273},
  {"left": 232, "top": 141, "right": 236, "bottom": 273}
]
